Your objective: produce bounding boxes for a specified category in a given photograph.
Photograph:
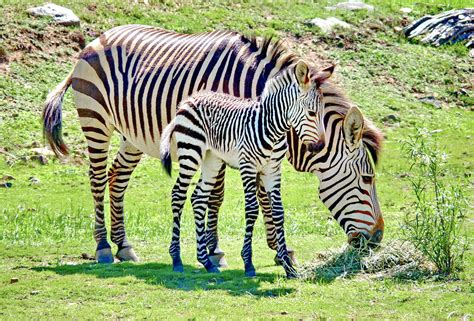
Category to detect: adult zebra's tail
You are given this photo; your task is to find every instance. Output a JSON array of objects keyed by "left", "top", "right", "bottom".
[
  {"left": 160, "top": 118, "right": 176, "bottom": 176},
  {"left": 42, "top": 71, "right": 73, "bottom": 157}
]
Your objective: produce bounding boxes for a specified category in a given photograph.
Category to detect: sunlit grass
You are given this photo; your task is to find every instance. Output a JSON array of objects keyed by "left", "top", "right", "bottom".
[{"left": 0, "top": 0, "right": 472, "bottom": 319}]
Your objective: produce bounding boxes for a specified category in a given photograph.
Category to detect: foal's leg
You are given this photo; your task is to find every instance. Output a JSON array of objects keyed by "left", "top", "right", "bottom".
[
  {"left": 169, "top": 147, "right": 203, "bottom": 272},
  {"left": 239, "top": 163, "right": 259, "bottom": 277},
  {"left": 260, "top": 169, "right": 297, "bottom": 278},
  {"left": 108, "top": 136, "right": 142, "bottom": 262},
  {"left": 192, "top": 153, "right": 223, "bottom": 273},
  {"left": 206, "top": 164, "right": 227, "bottom": 267}
]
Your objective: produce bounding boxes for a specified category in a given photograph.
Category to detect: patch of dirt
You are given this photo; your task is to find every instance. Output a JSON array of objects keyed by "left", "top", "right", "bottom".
[{"left": 0, "top": 8, "right": 92, "bottom": 73}]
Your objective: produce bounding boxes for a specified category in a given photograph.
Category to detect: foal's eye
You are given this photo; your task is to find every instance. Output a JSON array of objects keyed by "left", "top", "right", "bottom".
[
  {"left": 308, "top": 110, "right": 317, "bottom": 117},
  {"left": 362, "top": 175, "right": 374, "bottom": 184}
]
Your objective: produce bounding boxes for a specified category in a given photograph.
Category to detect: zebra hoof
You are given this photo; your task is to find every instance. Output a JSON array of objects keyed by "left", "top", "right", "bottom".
[
  {"left": 244, "top": 263, "right": 256, "bottom": 277},
  {"left": 274, "top": 248, "right": 297, "bottom": 266},
  {"left": 286, "top": 270, "right": 299, "bottom": 279},
  {"left": 116, "top": 247, "right": 139, "bottom": 262},
  {"left": 95, "top": 248, "right": 114, "bottom": 264},
  {"left": 209, "top": 252, "right": 228, "bottom": 268},
  {"left": 173, "top": 265, "right": 184, "bottom": 273},
  {"left": 206, "top": 265, "right": 221, "bottom": 274},
  {"left": 245, "top": 269, "right": 256, "bottom": 278}
]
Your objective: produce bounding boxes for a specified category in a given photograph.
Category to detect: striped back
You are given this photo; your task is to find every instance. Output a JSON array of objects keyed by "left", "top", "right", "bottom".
[{"left": 74, "top": 25, "right": 297, "bottom": 147}]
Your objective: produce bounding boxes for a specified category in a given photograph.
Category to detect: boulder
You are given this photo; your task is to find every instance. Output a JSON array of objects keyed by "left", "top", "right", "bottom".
[
  {"left": 26, "top": 3, "right": 80, "bottom": 26},
  {"left": 306, "top": 17, "right": 352, "bottom": 33},
  {"left": 404, "top": 9, "right": 474, "bottom": 48}
]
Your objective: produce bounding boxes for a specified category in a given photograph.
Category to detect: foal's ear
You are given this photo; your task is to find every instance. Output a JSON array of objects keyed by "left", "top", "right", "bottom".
[
  {"left": 295, "top": 60, "right": 310, "bottom": 91},
  {"left": 312, "top": 64, "right": 335, "bottom": 85}
]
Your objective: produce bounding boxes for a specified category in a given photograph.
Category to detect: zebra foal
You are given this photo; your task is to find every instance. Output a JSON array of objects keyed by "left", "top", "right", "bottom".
[{"left": 160, "top": 61, "right": 333, "bottom": 277}]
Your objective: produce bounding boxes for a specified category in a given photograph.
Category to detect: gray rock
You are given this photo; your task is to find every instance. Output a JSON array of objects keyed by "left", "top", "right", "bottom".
[
  {"left": 306, "top": 17, "right": 352, "bottom": 33},
  {"left": 26, "top": 3, "right": 80, "bottom": 26},
  {"left": 0, "top": 182, "right": 13, "bottom": 188},
  {"left": 326, "top": 2, "right": 374, "bottom": 11},
  {"left": 404, "top": 9, "right": 474, "bottom": 48},
  {"left": 1, "top": 174, "right": 14, "bottom": 181},
  {"left": 29, "top": 176, "right": 41, "bottom": 185},
  {"left": 418, "top": 96, "right": 442, "bottom": 109},
  {"left": 382, "top": 114, "right": 400, "bottom": 122},
  {"left": 400, "top": 7, "right": 412, "bottom": 14},
  {"left": 31, "top": 147, "right": 54, "bottom": 165}
]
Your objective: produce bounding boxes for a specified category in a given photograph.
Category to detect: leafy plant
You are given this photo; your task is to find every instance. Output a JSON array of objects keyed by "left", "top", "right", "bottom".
[{"left": 401, "top": 129, "right": 468, "bottom": 275}]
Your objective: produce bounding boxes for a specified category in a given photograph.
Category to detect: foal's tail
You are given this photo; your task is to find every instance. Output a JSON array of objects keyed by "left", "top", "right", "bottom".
[
  {"left": 160, "top": 118, "right": 176, "bottom": 176},
  {"left": 41, "top": 70, "right": 73, "bottom": 157}
]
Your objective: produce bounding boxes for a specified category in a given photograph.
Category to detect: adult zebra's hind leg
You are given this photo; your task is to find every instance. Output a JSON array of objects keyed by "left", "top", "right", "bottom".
[
  {"left": 82, "top": 124, "right": 114, "bottom": 263},
  {"left": 206, "top": 164, "right": 228, "bottom": 268},
  {"left": 108, "top": 137, "right": 142, "bottom": 262},
  {"left": 257, "top": 181, "right": 297, "bottom": 266}
]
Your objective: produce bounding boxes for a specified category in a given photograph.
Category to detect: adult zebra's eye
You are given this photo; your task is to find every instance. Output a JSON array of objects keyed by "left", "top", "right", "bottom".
[
  {"left": 362, "top": 175, "right": 374, "bottom": 184},
  {"left": 308, "top": 110, "right": 317, "bottom": 117}
]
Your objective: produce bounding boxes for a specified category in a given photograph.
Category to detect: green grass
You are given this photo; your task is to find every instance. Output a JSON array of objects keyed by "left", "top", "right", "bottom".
[{"left": 1, "top": 0, "right": 473, "bottom": 319}]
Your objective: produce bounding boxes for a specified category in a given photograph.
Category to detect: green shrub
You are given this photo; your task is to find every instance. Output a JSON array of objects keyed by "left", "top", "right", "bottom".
[{"left": 401, "top": 129, "right": 468, "bottom": 275}]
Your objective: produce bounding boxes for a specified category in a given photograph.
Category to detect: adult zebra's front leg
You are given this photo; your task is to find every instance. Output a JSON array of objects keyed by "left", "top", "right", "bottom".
[
  {"left": 257, "top": 181, "right": 297, "bottom": 266},
  {"left": 108, "top": 137, "right": 142, "bottom": 262}
]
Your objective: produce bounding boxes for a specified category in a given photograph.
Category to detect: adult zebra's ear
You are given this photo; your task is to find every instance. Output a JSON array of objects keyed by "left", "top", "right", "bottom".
[
  {"left": 312, "top": 64, "right": 335, "bottom": 86},
  {"left": 343, "top": 106, "right": 364, "bottom": 148},
  {"left": 295, "top": 60, "right": 310, "bottom": 92}
]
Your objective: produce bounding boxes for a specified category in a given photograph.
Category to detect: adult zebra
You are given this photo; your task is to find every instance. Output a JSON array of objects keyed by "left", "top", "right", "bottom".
[{"left": 42, "top": 24, "right": 384, "bottom": 264}]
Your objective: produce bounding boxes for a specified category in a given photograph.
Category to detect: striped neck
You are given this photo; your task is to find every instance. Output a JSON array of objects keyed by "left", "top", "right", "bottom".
[{"left": 257, "top": 71, "right": 299, "bottom": 140}]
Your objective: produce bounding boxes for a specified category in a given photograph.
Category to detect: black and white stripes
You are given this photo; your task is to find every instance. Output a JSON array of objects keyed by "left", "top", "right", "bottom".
[{"left": 42, "top": 24, "right": 384, "bottom": 265}]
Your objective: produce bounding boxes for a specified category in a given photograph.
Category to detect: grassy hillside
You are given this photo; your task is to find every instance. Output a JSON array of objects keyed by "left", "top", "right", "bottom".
[{"left": 0, "top": 0, "right": 472, "bottom": 319}]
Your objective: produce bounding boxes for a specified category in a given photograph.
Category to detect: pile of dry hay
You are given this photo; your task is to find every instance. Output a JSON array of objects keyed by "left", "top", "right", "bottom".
[{"left": 300, "top": 240, "right": 436, "bottom": 281}]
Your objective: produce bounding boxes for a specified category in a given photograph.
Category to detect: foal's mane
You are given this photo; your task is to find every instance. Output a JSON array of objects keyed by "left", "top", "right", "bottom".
[{"left": 232, "top": 32, "right": 383, "bottom": 163}]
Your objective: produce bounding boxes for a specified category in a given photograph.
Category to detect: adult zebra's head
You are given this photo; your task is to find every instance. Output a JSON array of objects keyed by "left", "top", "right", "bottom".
[{"left": 287, "top": 83, "right": 384, "bottom": 247}]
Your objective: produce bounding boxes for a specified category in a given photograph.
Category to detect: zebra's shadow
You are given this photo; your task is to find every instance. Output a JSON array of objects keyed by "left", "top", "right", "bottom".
[{"left": 32, "top": 262, "right": 295, "bottom": 297}]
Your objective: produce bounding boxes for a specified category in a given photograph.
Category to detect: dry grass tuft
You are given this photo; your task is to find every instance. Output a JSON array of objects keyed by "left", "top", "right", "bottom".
[{"left": 300, "top": 240, "right": 436, "bottom": 282}]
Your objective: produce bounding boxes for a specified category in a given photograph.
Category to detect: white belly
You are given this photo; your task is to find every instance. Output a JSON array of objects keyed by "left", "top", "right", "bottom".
[{"left": 212, "top": 149, "right": 240, "bottom": 169}]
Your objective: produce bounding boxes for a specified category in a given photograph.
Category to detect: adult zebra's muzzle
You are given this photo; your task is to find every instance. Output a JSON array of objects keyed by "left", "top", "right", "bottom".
[
  {"left": 348, "top": 230, "right": 383, "bottom": 249},
  {"left": 348, "top": 216, "right": 384, "bottom": 249}
]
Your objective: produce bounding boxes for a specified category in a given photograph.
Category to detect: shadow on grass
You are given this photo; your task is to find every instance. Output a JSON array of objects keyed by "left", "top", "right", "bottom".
[{"left": 32, "top": 262, "right": 294, "bottom": 298}]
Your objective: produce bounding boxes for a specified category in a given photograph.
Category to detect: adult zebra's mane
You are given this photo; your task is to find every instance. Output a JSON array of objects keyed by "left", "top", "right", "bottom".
[
  {"left": 319, "top": 81, "right": 383, "bottom": 164},
  {"left": 243, "top": 34, "right": 299, "bottom": 68}
]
